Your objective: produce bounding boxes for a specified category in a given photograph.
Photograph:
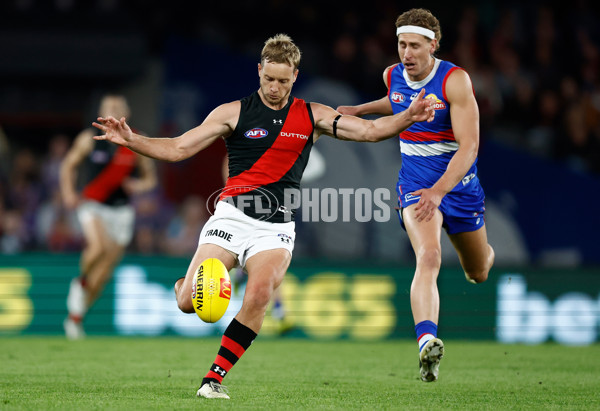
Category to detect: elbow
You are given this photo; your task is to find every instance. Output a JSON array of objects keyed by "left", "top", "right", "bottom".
[
  {"left": 468, "top": 142, "right": 479, "bottom": 163},
  {"left": 147, "top": 175, "right": 158, "bottom": 189},
  {"left": 364, "top": 128, "right": 384, "bottom": 143},
  {"left": 366, "top": 133, "right": 389, "bottom": 143},
  {"left": 459, "top": 140, "right": 479, "bottom": 165},
  {"left": 168, "top": 143, "right": 190, "bottom": 162},
  {"left": 365, "top": 132, "right": 378, "bottom": 142}
]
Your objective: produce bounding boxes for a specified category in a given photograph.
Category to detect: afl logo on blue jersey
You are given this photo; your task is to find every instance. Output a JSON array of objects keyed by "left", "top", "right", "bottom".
[
  {"left": 391, "top": 92, "right": 405, "bottom": 104},
  {"left": 244, "top": 128, "right": 268, "bottom": 139}
]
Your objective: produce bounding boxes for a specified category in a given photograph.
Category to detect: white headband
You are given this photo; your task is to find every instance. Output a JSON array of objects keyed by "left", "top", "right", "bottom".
[{"left": 396, "top": 25, "right": 435, "bottom": 40}]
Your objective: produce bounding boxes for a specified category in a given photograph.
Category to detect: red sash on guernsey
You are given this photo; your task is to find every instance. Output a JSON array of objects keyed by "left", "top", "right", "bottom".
[
  {"left": 82, "top": 146, "right": 137, "bottom": 202},
  {"left": 219, "top": 98, "right": 312, "bottom": 200}
]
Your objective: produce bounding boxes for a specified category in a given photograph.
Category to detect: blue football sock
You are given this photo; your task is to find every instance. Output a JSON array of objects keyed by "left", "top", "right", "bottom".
[{"left": 415, "top": 320, "right": 438, "bottom": 352}]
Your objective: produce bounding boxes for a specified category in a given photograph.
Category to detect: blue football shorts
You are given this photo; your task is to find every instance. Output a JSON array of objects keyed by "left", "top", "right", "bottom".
[{"left": 396, "top": 179, "right": 486, "bottom": 235}]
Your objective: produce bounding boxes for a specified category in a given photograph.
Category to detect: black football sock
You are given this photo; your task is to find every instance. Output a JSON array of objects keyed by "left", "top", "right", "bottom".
[{"left": 202, "top": 318, "right": 257, "bottom": 386}]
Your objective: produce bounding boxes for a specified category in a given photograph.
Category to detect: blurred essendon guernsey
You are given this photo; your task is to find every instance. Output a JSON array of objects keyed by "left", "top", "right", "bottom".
[
  {"left": 220, "top": 91, "right": 314, "bottom": 223},
  {"left": 80, "top": 138, "right": 137, "bottom": 206}
]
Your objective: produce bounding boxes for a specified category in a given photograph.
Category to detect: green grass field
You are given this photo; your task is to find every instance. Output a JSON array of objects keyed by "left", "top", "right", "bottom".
[{"left": 1, "top": 336, "right": 599, "bottom": 410}]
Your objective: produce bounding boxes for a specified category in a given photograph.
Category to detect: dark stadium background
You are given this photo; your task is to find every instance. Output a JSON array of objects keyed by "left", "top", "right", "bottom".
[{"left": 1, "top": 0, "right": 598, "bottom": 265}]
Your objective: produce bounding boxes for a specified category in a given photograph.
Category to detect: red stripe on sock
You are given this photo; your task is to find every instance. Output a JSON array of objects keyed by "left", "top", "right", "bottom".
[
  {"left": 205, "top": 370, "right": 224, "bottom": 383},
  {"left": 214, "top": 355, "right": 233, "bottom": 371},
  {"left": 69, "top": 314, "right": 82, "bottom": 323},
  {"left": 221, "top": 335, "right": 246, "bottom": 358},
  {"left": 417, "top": 333, "right": 431, "bottom": 341}
]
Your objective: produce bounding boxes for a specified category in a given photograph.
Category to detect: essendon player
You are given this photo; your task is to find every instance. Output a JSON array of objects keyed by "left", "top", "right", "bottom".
[
  {"left": 93, "top": 34, "right": 434, "bottom": 399},
  {"left": 60, "top": 94, "right": 157, "bottom": 339}
]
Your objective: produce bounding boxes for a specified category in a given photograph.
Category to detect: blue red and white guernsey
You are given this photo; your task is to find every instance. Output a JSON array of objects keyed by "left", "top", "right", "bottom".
[
  {"left": 80, "top": 139, "right": 137, "bottom": 207},
  {"left": 388, "top": 58, "right": 485, "bottom": 234},
  {"left": 220, "top": 91, "right": 314, "bottom": 223}
]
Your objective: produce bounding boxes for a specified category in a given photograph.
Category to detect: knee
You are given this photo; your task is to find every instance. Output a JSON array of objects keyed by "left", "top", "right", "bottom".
[
  {"left": 465, "top": 245, "right": 494, "bottom": 284},
  {"left": 177, "top": 298, "right": 194, "bottom": 314},
  {"left": 416, "top": 247, "right": 442, "bottom": 271},
  {"left": 243, "top": 282, "right": 272, "bottom": 313},
  {"left": 84, "top": 242, "right": 105, "bottom": 261},
  {"left": 106, "top": 244, "right": 124, "bottom": 261},
  {"left": 174, "top": 278, "right": 194, "bottom": 314},
  {"left": 464, "top": 269, "right": 489, "bottom": 284}
]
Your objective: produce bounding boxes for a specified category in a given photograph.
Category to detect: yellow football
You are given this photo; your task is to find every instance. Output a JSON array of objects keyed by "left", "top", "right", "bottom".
[{"left": 191, "top": 258, "right": 232, "bottom": 323}]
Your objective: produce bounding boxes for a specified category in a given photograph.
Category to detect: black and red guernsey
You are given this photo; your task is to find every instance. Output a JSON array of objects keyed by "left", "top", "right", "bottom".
[
  {"left": 220, "top": 91, "right": 315, "bottom": 223},
  {"left": 80, "top": 139, "right": 137, "bottom": 206}
]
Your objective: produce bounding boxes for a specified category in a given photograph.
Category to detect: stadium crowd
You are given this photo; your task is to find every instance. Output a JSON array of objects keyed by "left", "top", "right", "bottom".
[{"left": 0, "top": 1, "right": 598, "bottom": 254}]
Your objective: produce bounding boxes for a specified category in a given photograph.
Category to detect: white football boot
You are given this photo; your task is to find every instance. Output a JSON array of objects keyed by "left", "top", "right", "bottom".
[
  {"left": 419, "top": 338, "right": 444, "bottom": 382},
  {"left": 197, "top": 382, "right": 230, "bottom": 399},
  {"left": 63, "top": 317, "right": 86, "bottom": 340},
  {"left": 65, "top": 278, "right": 88, "bottom": 339}
]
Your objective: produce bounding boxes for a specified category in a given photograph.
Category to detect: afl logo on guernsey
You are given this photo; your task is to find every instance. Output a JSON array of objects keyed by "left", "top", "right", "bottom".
[
  {"left": 391, "top": 92, "right": 405, "bottom": 103},
  {"left": 244, "top": 128, "right": 269, "bottom": 139}
]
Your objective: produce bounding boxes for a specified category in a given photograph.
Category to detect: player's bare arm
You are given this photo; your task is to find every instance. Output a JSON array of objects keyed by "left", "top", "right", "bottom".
[
  {"left": 336, "top": 65, "right": 396, "bottom": 117},
  {"left": 59, "top": 129, "right": 94, "bottom": 209},
  {"left": 412, "top": 69, "right": 480, "bottom": 222},
  {"left": 314, "top": 88, "right": 434, "bottom": 142},
  {"left": 93, "top": 101, "right": 241, "bottom": 162}
]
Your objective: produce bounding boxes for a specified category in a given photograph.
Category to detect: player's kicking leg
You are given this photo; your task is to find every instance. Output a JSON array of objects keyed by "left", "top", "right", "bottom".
[{"left": 195, "top": 249, "right": 291, "bottom": 399}]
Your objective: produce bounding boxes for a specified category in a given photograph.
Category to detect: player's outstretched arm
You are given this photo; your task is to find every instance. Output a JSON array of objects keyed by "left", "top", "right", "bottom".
[
  {"left": 93, "top": 101, "right": 240, "bottom": 162},
  {"left": 313, "top": 89, "right": 434, "bottom": 143}
]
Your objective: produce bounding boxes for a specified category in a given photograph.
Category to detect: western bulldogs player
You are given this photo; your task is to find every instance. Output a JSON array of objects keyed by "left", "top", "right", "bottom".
[{"left": 337, "top": 8, "right": 495, "bottom": 382}]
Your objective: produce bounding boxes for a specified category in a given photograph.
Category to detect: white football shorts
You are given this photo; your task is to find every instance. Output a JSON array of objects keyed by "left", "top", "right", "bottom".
[
  {"left": 199, "top": 201, "right": 295, "bottom": 267},
  {"left": 77, "top": 200, "right": 135, "bottom": 246}
]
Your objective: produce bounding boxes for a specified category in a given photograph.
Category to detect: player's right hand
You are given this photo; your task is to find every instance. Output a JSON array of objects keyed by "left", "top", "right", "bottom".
[{"left": 92, "top": 116, "right": 133, "bottom": 147}]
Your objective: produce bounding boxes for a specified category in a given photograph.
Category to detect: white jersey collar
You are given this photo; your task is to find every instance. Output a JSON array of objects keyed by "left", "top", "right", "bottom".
[{"left": 403, "top": 58, "right": 441, "bottom": 89}]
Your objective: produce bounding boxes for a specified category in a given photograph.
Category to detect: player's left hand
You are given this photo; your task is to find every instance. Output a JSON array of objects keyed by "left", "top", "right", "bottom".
[
  {"left": 407, "top": 88, "right": 435, "bottom": 123},
  {"left": 411, "top": 187, "right": 444, "bottom": 222},
  {"left": 92, "top": 116, "right": 133, "bottom": 147}
]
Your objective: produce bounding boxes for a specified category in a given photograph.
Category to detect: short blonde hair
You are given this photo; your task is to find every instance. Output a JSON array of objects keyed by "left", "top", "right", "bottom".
[
  {"left": 395, "top": 8, "right": 442, "bottom": 51},
  {"left": 261, "top": 34, "right": 301, "bottom": 70}
]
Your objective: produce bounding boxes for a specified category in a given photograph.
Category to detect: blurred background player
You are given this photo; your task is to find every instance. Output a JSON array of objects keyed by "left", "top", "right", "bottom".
[
  {"left": 60, "top": 94, "right": 157, "bottom": 339},
  {"left": 337, "top": 9, "right": 495, "bottom": 382}
]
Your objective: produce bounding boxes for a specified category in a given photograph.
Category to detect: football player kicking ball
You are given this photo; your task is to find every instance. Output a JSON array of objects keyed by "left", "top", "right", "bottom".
[
  {"left": 94, "top": 34, "right": 435, "bottom": 399},
  {"left": 337, "top": 9, "right": 495, "bottom": 382}
]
